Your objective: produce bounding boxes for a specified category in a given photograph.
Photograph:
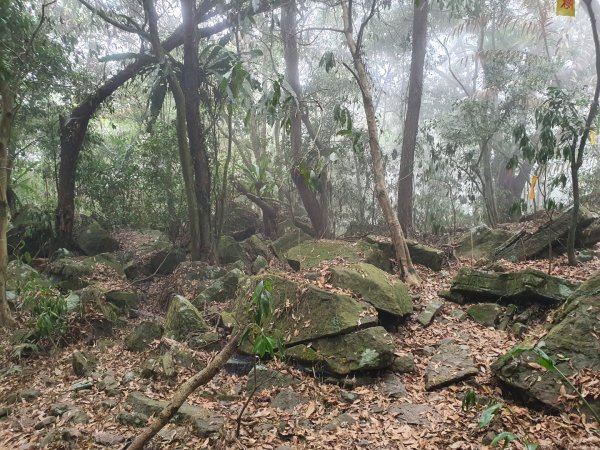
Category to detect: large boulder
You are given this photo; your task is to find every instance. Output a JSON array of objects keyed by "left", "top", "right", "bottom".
[
  {"left": 285, "top": 240, "right": 391, "bottom": 272},
  {"left": 239, "top": 274, "right": 378, "bottom": 348},
  {"left": 124, "top": 321, "right": 163, "bottom": 352},
  {"left": 6, "top": 261, "right": 49, "bottom": 291},
  {"left": 492, "top": 271, "right": 600, "bottom": 416},
  {"left": 272, "top": 229, "right": 312, "bottom": 257},
  {"left": 193, "top": 269, "right": 243, "bottom": 307},
  {"left": 164, "top": 295, "right": 209, "bottom": 341},
  {"left": 7, "top": 205, "right": 53, "bottom": 259},
  {"left": 328, "top": 263, "right": 412, "bottom": 323},
  {"left": 241, "top": 235, "right": 272, "bottom": 261},
  {"left": 441, "top": 268, "right": 578, "bottom": 305},
  {"left": 222, "top": 203, "right": 261, "bottom": 238},
  {"left": 48, "top": 253, "right": 124, "bottom": 291},
  {"left": 286, "top": 327, "right": 394, "bottom": 375},
  {"left": 366, "top": 235, "right": 445, "bottom": 272},
  {"left": 493, "top": 206, "right": 597, "bottom": 261},
  {"left": 74, "top": 219, "right": 119, "bottom": 256},
  {"left": 123, "top": 230, "right": 185, "bottom": 280},
  {"left": 455, "top": 226, "right": 515, "bottom": 260},
  {"left": 216, "top": 235, "right": 246, "bottom": 264}
]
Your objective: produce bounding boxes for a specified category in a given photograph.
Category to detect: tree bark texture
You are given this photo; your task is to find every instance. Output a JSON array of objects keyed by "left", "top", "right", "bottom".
[
  {"left": 341, "top": 0, "right": 419, "bottom": 285},
  {"left": 281, "top": 0, "right": 329, "bottom": 238},
  {"left": 397, "top": 0, "right": 429, "bottom": 236},
  {"left": 0, "top": 81, "right": 17, "bottom": 328}
]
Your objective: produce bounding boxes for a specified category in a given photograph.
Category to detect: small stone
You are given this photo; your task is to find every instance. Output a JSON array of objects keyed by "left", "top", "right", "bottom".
[
  {"left": 251, "top": 255, "right": 268, "bottom": 274},
  {"left": 391, "top": 354, "right": 415, "bottom": 374},
  {"left": 100, "top": 374, "right": 120, "bottom": 396},
  {"left": 34, "top": 416, "right": 56, "bottom": 430},
  {"left": 124, "top": 321, "right": 163, "bottom": 352},
  {"left": 450, "top": 309, "right": 468, "bottom": 321},
  {"left": 71, "top": 380, "right": 93, "bottom": 392},
  {"left": 48, "top": 403, "right": 71, "bottom": 416},
  {"left": 61, "top": 428, "right": 82, "bottom": 441},
  {"left": 340, "top": 391, "right": 358, "bottom": 403},
  {"left": 64, "top": 408, "right": 90, "bottom": 424},
  {"left": 72, "top": 350, "right": 97, "bottom": 377},
  {"left": 271, "top": 389, "right": 306, "bottom": 410},
  {"left": 511, "top": 322, "right": 528, "bottom": 337},
  {"left": 94, "top": 432, "right": 125, "bottom": 446},
  {"left": 101, "top": 399, "right": 118, "bottom": 409},
  {"left": 380, "top": 372, "right": 407, "bottom": 398},
  {"left": 4, "top": 388, "right": 41, "bottom": 404},
  {"left": 191, "top": 411, "right": 225, "bottom": 437},
  {"left": 324, "top": 413, "right": 356, "bottom": 431},
  {"left": 246, "top": 366, "right": 299, "bottom": 393},
  {"left": 417, "top": 300, "right": 444, "bottom": 327},
  {"left": 117, "top": 411, "right": 148, "bottom": 427},
  {"left": 122, "top": 371, "right": 136, "bottom": 384},
  {"left": 0, "top": 407, "right": 12, "bottom": 418}
]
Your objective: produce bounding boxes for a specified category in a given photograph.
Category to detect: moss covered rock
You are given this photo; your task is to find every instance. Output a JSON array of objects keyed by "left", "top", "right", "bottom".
[
  {"left": 6, "top": 261, "right": 49, "bottom": 291},
  {"left": 455, "top": 226, "right": 514, "bottom": 260},
  {"left": 123, "top": 230, "right": 185, "bottom": 279},
  {"left": 329, "top": 263, "right": 412, "bottom": 322},
  {"left": 217, "top": 236, "right": 246, "bottom": 264},
  {"left": 272, "top": 229, "right": 312, "bottom": 257},
  {"left": 193, "top": 269, "right": 243, "bottom": 307},
  {"left": 124, "top": 321, "right": 163, "bottom": 352},
  {"left": 492, "top": 270, "right": 600, "bottom": 416},
  {"left": 239, "top": 273, "right": 378, "bottom": 348},
  {"left": 48, "top": 254, "right": 124, "bottom": 291},
  {"left": 443, "top": 268, "right": 578, "bottom": 305},
  {"left": 105, "top": 290, "right": 139, "bottom": 312},
  {"left": 286, "top": 327, "right": 394, "bottom": 375},
  {"left": 75, "top": 220, "right": 119, "bottom": 256},
  {"left": 366, "top": 235, "right": 445, "bottom": 272},
  {"left": 164, "top": 295, "right": 209, "bottom": 341},
  {"left": 466, "top": 303, "right": 503, "bottom": 327},
  {"left": 285, "top": 240, "right": 391, "bottom": 272}
]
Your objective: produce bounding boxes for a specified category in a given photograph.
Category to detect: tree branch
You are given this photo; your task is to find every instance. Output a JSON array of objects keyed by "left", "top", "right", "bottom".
[{"left": 77, "top": 0, "right": 151, "bottom": 40}]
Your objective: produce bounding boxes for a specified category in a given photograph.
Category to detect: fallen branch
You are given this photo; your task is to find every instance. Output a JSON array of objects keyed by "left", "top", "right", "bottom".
[{"left": 125, "top": 332, "right": 241, "bottom": 450}]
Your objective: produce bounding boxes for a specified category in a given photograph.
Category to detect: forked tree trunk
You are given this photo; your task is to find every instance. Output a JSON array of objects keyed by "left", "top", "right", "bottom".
[
  {"left": 397, "top": 0, "right": 429, "bottom": 236},
  {"left": 281, "top": 0, "right": 330, "bottom": 238},
  {"left": 0, "top": 82, "right": 17, "bottom": 328},
  {"left": 341, "top": 1, "right": 419, "bottom": 286}
]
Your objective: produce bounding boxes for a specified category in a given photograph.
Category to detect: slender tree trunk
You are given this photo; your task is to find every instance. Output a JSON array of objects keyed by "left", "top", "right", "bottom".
[
  {"left": 142, "top": 0, "right": 202, "bottom": 261},
  {"left": 182, "top": 0, "right": 212, "bottom": 259},
  {"left": 341, "top": 0, "right": 419, "bottom": 286},
  {"left": 281, "top": 0, "right": 329, "bottom": 238},
  {"left": 397, "top": 0, "right": 429, "bottom": 236},
  {"left": 0, "top": 82, "right": 17, "bottom": 328},
  {"left": 481, "top": 139, "right": 498, "bottom": 226},
  {"left": 569, "top": 0, "right": 600, "bottom": 264},
  {"left": 127, "top": 332, "right": 241, "bottom": 450}
]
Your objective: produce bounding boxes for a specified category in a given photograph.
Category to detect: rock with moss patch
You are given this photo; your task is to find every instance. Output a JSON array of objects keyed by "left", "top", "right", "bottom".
[
  {"left": 141, "top": 352, "right": 176, "bottom": 379},
  {"left": 242, "top": 235, "right": 272, "bottom": 261},
  {"left": 217, "top": 236, "right": 246, "bottom": 264},
  {"left": 245, "top": 366, "right": 299, "bottom": 393},
  {"left": 123, "top": 231, "right": 185, "bottom": 279},
  {"left": 105, "top": 290, "right": 139, "bottom": 312},
  {"left": 239, "top": 274, "right": 378, "bottom": 349},
  {"left": 72, "top": 351, "right": 97, "bottom": 377},
  {"left": 164, "top": 295, "right": 209, "bottom": 341},
  {"left": 48, "top": 254, "right": 124, "bottom": 291},
  {"left": 492, "top": 270, "right": 600, "bottom": 416},
  {"left": 6, "top": 261, "right": 49, "bottom": 291},
  {"left": 424, "top": 342, "right": 478, "bottom": 390},
  {"left": 193, "top": 269, "right": 243, "bottom": 306},
  {"left": 251, "top": 255, "right": 269, "bottom": 274},
  {"left": 285, "top": 239, "right": 391, "bottom": 272},
  {"left": 127, "top": 391, "right": 221, "bottom": 424},
  {"left": 442, "top": 268, "right": 578, "bottom": 305},
  {"left": 75, "top": 219, "right": 119, "bottom": 256},
  {"left": 329, "top": 263, "right": 412, "bottom": 323},
  {"left": 117, "top": 411, "right": 148, "bottom": 427},
  {"left": 366, "top": 235, "right": 445, "bottom": 272},
  {"left": 125, "top": 321, "right": 163, "bottom": 352},
  {"left": 286, "top": 327, "right": 394, "bottom": 375},
  {"left": 272, "top": 229, "right": 312, "bottom": 257},
  {"left": 467, "top": 303, "right": 504, "bottom": 327},
  {"left": 7, "top": 205, "right": 53, "bottom": 258},
  {"left": 455, "top": 226, "right": 515, "bottom": 260}
]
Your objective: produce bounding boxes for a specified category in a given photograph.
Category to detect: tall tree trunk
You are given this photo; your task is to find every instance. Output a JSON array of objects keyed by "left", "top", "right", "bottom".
[
  {"left": 481, "top": 139, "right": 498, "bottom": 226},
  {"left": 397, "top": 0, "right": 429, "bottom": 236},
  {"left": 341, "top": 0, "right": 419, "bottom": 286},
  {"left": 182, "top": 0, "right": 212, "bottom": 259},
  {"left": 142, "top": 0, "right": 202, "bottom": 260},
  {"left": 0, "top": 82, "right": 17, "bottom": 328},
  {"left": 281, "top": 0, "right": 329, "bottom": 238},
  {"left": 570, "top": 0, "right": 600, "bottom": 264}
]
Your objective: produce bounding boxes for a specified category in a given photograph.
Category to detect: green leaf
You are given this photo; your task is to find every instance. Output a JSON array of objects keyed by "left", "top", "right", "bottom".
[
  {"left": 479, "top": 402, "right": 503, "bottom": 428},
  {"left": 491, "top": 432, "right": 518, "bottom": 448},
  {"left": 461, "top": 389, "right": 478, "bottom": 411}
]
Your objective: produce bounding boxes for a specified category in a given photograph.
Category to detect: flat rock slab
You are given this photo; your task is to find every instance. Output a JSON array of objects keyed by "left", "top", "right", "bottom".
[
  {"left": 390, "top": 403, "right": 440, "bottom": 426},
  {"left": 271, "top": 388, "right": 307, "bottom": 410},
  {"left": 442, "top": 268, "right": 578, "bottom": 305},
  {"left": 417, "top": 300, "right": 444, "bottom": 327},
  {"left": 424, "top": 342, "right": 478, "bottom": 391},
  {"left": 380, "top": 372, "right": 407, "bottom": 398}
]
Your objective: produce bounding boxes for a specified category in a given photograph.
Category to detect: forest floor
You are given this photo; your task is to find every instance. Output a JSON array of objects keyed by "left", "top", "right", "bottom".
[{"left": 1, "top": 237, "right": 600, "bottom": 450}]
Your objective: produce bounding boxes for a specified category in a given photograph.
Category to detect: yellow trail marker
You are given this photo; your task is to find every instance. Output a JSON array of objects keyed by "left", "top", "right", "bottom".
[
  {"left": 590, "top": 130, "right": 596, "bottom": 145},
  {"left": 557, "top": 0, "right": 575, "bottom": 17},
  {"left": 529, "top": 175, "right": 538, "bottom": 201}
]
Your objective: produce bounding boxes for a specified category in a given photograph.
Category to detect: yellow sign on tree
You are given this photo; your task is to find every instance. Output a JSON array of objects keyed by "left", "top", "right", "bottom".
[
  {"left": 557, "top": 0, "right": 576, "bottom": 16},
  {"left": 529, "top": 175, "right": 538, "bottom": 201}
]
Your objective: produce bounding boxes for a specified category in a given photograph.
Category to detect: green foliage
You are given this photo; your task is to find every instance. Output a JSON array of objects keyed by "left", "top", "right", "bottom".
[
  {"left": 240, "top": 279, "right": 280, "bottom": 359},
  {"left": 479, "top": 402, "right": 503, "bottom": 428},
  {"left": 21, "top": 282, "right": 68, "bottom": 342}
]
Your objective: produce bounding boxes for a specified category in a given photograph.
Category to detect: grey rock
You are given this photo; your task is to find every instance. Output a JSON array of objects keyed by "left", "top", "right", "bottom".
[
  {"left": 124, "top": 321, "right": 163, "bottom": 352},
  {"left": 467, "top": 303, "right": 503, "bottom": 327},
  {"left": 417, "top": 300, "right": 444, "bottom": 327},
  {"left": 4, "top": 388, "right": 41, "bottom": 404},
  {"left": 390, "top": 403, "right": 440, "bottom": 426},
  {"left": 391, "top": 354, "right": 415, "bottom": 374},
  {"left": 380, "top": 372, "right": 408, "bottom": 398},
  {"left": 191, "top": 411, "right": 225, "bottom": 437},
  {"left": 117, "top": 411, "right": 148, "bottom": 427},
  {"left": 424, "top": 342, "right": 478, "bottom": 391},
  {"left": 271, "top": 389, "right": 306, "bottom": 410},
  {"left": 324, "top": 413, "right": 356, "bottom": 431},
  {"left": 246, "top": 366, "right": 299, "bottom": 393},
  {"left": 72, "top": 350, "right": 97, "bottom": 377},
  {"left": 93, "top": 432, "right": 125, "bottom": 446}
]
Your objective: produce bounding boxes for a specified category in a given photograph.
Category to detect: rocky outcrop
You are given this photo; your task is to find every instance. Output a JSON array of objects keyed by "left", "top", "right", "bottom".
[
  {"left": 328, "top": 263, "right": 412, "bottom": 323},
  {"left": 164, "top": 295, "right": 209, "bottom": 342},
  {"left": 455, "top": 226, "right": 515, "bottom": 260},
  {"left": 366, "top": 235, "right": 445, "bottom": 272},
  {"left": 493, "top": 206, "right": 597, "bottom": 261},
  {"left": 492, "top": 270, "right": 600, "bottom": 416},
  {"left": 123, "top": 230, "right": 185, "bottom": 280},
  {"left": 193, "top": 269, "right": 242, "bottom": 307},
  {"left": 285, "top": 240, "right": 391, "bottom": 272},
  {"left": 272, "top": 229, "right": 312, "bottom": 257},
  {"left": 441, "top": 268, "right": 578, "bottom": 305},
  {"left": 216, "top": 236, "right": 246, "bottom": 264},
  {"left": 48, "top": 253, "right": 124, "bottom": 291},
  {"left": 125, "top": 321, "right": 163, "bottom": 352}
]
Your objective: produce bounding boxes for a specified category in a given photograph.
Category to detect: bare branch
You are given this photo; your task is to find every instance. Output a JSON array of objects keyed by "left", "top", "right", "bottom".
[{"left": 77, "top": 0, "right": 151, "bottom": 40}]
